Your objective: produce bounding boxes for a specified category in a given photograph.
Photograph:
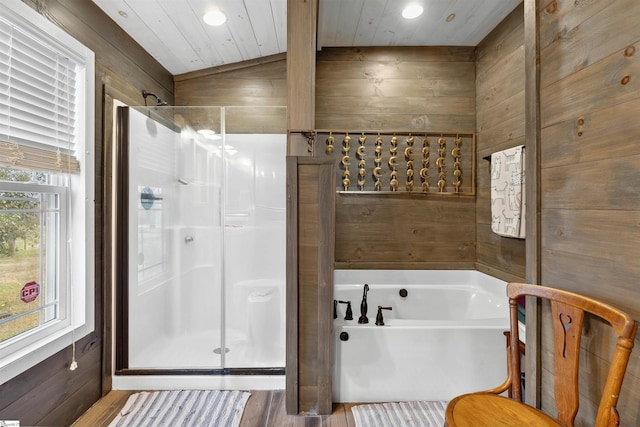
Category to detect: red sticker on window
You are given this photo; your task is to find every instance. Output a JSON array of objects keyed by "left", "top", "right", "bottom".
[{"left": 21, "top": 281, "right": 40, "bottom": 303}]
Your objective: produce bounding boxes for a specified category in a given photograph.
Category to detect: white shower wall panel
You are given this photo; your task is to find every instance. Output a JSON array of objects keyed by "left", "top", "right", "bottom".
[
  {"left": 176, "top": 226, "right": 222, "bottom": 335},
  {"left": 224, "top": 134, "right": 286, "bottom": 217},
  {"left": 223, "top": 134, "right": 286, "bottom": 363},
  {"left": 223, "top": 134, "right": 285, "bottom": 288},
  {"left": 177, "top": 131, "right": 222, "bottom": 228},
  {"left": 178, "top": 265, "right": 221, "bottom": 336}
]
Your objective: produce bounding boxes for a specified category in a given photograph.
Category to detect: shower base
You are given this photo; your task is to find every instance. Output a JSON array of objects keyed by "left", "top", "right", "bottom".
[{"left": 129, "top": 328, "right": 284, "bottom": 370}]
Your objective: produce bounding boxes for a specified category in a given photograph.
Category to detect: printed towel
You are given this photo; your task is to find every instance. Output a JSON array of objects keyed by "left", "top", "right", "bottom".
[{"left": 490, "top": 146, "right": 525, "bottom": 238}]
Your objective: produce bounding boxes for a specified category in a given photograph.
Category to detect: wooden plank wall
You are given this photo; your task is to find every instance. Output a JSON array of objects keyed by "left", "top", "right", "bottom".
[
  {"left": 174, "top": 56, "right": 287, "bottom": 134},
  {"left": 175, "top": 54, "right": 286, "bottom": 106},
  {"left": 475, "top": 4, "right": 527, "bottom": 282},
  {"left": 0, "top": 1, "right": 174, "bottom": 425},
  {"left": 536, "top": 0, "right": 640, "bottom": 424},
  {"left": 316, "top": 47, "right": 476, "bottom": 131},
  {"left": 315, "top": 47, "right": 477, "bottom": 269}
]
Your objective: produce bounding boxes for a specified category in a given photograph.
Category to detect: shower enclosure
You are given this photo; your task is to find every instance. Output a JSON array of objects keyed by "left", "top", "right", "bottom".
[{"left": 114, "top": 106, "right": 286, "bottom": 374}]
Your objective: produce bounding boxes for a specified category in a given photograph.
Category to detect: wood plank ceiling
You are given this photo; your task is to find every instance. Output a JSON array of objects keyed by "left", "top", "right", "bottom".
[{"left": 91, "top": 0, "right": 521, "bottom": 75}]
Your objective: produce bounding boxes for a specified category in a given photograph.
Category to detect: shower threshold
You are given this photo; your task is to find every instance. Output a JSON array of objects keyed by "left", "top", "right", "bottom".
[{"left": 112, "top": 372, "right": 285, "bottom": 391}]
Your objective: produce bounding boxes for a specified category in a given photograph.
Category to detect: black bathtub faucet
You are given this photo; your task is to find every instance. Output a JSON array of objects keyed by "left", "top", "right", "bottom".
[
  {"left": 338, "top": 300, "right": 353, "bottom": 320},
  {"left": 358, "top": 283, "right": 369, "bottom": 324},
  {"left": 375, "top": 306, "right": 393, "bottom": 326}
]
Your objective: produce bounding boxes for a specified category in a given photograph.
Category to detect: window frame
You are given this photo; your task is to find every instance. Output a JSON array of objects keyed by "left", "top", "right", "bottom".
[{"left": 0, "top": 0, "right": 95, "bottom": 385}]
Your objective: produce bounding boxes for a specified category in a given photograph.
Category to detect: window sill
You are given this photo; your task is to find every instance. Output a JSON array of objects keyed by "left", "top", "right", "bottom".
[{"left": 0, "top": 323, "right": 93, "bottom": 385}]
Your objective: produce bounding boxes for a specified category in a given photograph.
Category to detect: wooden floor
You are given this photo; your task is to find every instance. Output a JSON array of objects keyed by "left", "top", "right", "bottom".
[{"left": 72, "top": 390, "right": 358, "bottom": 427}]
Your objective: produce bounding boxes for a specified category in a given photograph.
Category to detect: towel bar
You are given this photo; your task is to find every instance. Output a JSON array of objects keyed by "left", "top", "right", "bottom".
[{"left": 483, "top": 147, "right": 526, "bottom": 162}]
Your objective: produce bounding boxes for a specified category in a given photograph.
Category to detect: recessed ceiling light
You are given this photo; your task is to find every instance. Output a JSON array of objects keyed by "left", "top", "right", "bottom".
[
  {"left": 118, "top": 10, "right": 128, "bottom": 18},
  {"left": 402, "top": 3, "right": 423, "bottom": 19},
  {"left": 446, "top": 13, "right": 456, "bottom": 22},
  {"left": 203, "top": 10, "right": 226, "bottom": 26}
]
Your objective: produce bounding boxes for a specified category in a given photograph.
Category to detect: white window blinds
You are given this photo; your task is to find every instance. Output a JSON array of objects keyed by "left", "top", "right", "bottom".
[{"left": 0, "top": 15, "right": 80, "bottom": 173}]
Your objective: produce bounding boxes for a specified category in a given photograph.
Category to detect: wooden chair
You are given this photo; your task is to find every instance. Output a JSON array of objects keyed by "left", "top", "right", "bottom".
[{"left": 445, "top": 282, "right": 637, "bottom": 427}]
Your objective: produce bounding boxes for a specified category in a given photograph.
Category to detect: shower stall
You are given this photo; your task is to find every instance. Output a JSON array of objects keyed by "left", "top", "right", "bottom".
[{"left": 113, "top": 105, "right": 286, "bottom": 381}]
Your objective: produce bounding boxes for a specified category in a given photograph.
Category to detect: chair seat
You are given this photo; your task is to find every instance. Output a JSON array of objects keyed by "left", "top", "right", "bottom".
[{"left": 446, "top": 393, "right": 562, "bottom": 427}]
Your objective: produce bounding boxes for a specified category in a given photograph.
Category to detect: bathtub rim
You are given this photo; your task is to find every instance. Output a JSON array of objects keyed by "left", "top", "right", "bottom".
[{"left": 334, "top": 269, "right": 507, "bottom": 292}]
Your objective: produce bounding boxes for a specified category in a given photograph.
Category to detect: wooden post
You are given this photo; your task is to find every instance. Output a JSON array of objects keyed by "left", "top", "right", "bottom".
[
  {"left": 524, "top": 0, "right": 542, "bottom": 409},
  {"left": 286, "top": 157, "right": 335, "bottom": 415},
  {"left": 286, "top": 0, "right": 327, "bottom": 415}
]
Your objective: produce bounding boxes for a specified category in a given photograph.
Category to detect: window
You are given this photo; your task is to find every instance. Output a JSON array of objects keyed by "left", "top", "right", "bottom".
[
  {"left": 0, "top": 173, "right": 67, "bottom": 350},
  {"left": 0, "top": 1, "right": 94, "bottom": 383}
]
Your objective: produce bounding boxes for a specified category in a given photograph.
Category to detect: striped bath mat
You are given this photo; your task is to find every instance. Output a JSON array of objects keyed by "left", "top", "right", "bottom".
[
  {"left": 108, "top": 390, "right": 251, "bottom": 427},
  {"left": 352, "top": 401, "right": 447, "bottom": 427}
]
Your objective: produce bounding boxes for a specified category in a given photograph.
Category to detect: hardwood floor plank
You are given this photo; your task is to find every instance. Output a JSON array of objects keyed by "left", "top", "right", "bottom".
[
  {"left": 267, "top": 390, "right": 311, "bottom": 426},
  {"left": 326, "top": 403, "right": 350, "bottom": 427},
  {"left": 72, "top": 390, "right": 134, "bottom": 427},
  {"left": 343, "top": 403, "right": 358, "bottom": 427},
  {"left": 240, "top": 390, "right": 273, "bottom": 427},
  {"left": 72, "top": 389, "right": 356, "bottom": 427}
]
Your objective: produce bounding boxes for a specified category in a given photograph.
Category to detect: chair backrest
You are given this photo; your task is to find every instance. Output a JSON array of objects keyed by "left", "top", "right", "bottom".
[{"left": 507, "top": 282, "right": 637, "bottom": 427}]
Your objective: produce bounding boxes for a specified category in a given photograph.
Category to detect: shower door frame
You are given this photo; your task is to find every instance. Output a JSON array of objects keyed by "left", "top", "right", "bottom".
[{"left": 112, "top": 105, "right": 284, "bottom": 377}]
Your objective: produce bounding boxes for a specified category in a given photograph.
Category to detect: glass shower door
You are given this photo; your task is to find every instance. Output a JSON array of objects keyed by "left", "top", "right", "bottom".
[
  {"left": 115, "top": 105, "right": 287, "bottom": 373},
  {"left": 120, "top": 106, "right": 225, "bottom": 370}
]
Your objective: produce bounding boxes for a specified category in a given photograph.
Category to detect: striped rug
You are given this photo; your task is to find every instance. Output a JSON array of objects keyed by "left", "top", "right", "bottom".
[
  {"left": 351, "top": 401, "right": 447, "bottom": 427},
  {"left": 108, "top": 390, "right": 251, "bottom": 427}
]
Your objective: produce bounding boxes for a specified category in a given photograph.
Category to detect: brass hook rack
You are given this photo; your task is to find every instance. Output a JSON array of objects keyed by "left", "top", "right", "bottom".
[{"left": 317, "top": 129, "right": 476, "bottom": 195}]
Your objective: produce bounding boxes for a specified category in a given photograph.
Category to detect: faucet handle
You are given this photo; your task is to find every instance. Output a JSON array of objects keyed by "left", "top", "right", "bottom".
[
  {"left": 338, "top": 300, "right": 353, "bottom": 320},
  {"left": 375, "top": 306, "right": 392, "bottom": 326}
]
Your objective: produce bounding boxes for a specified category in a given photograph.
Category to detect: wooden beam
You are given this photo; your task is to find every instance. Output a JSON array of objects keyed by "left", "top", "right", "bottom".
[
  {"left": 287, "top": 0, "right": 317, "bottom": 155},
  {"left": 174, "top": 53, "right": 287, "bottom": 82},
  {"left": 524, "top": 0, "right": 542, "bottom": 409}
]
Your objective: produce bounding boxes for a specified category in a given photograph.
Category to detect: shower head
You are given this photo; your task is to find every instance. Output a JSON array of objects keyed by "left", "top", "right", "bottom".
[{"left": 142, "top": 90, "right": 169, "bottom": 106}]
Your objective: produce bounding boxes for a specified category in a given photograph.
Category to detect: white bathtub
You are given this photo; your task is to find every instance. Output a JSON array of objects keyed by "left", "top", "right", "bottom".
[{"left": 333, "top": 270, "right": 509, "bottom": 402}]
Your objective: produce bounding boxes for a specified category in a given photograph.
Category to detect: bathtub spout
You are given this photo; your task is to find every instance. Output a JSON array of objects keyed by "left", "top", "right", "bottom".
[
  {"left": 375, "top": 306, "right": 392, "bottom": 326},
  {"left": 358, "top": 284, "right": 370, "bottom": 324}
]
